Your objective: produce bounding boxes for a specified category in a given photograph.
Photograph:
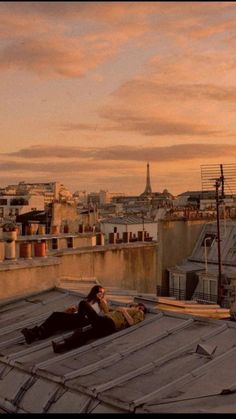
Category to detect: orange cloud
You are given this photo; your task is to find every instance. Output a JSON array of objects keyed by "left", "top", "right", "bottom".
[
  {"left": 1, "top": 2, "right": 236, "bottom": 195},
  {"left": 5, "top": 144, "right": 236, "bottom": 163},
  {"left": 0, "top": 35, "right": 114, "bottom": 78},
  {"left": 1, "top": 2, "right": 236, "bottom": 80},
  {"left": 1, "top": 144, "right": 236, "bottom": 195}
]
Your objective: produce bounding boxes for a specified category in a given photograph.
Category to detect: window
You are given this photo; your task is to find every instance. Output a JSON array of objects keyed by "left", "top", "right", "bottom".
[
  {"left": 202, "top": 278, "right": 217, "bottom": 302},
  {"left": 10, "top": 198, "right": 28, "bottom": 205},
  {"left": 67, "top": 237, "right": 73, "bottom": 248},
  {"left": 52, "top": 238, "right": 58, "bottom": 250},
  {"left": 169, "top": 273, "right": 185, "bottom": 299}
]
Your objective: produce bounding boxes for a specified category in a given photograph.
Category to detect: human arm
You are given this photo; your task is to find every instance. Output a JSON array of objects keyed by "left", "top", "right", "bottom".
[
  {"left": 95, "top": 290, "right": 110, "bottom": 314},
  {"left": 117, "top": 306, "right": 144, "bottom": 326},
  {"left": 99, "top": 297, "right": 110, "bottom": 314},
  {"left": 116, "top": 307, "right": 134, "bottom": 326}
]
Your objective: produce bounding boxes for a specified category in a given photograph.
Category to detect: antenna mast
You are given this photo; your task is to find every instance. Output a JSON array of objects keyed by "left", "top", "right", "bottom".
[
  {"left": 215, "top": 164, "right": 224, "bottom": 305},
  {"left": 200, "top": 163, "right": 236, "bottom": 306}
]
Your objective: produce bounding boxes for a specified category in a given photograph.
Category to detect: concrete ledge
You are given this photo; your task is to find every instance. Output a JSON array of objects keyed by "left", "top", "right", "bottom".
[
  {"left": 0, "top": 257, "right": 60, "bottom": 272},
  {"left": 50, "top": 241, "right": 157, "bottom": 256},
  {"left": 0, "top": 258, "right": 60, "bottom": 301}
]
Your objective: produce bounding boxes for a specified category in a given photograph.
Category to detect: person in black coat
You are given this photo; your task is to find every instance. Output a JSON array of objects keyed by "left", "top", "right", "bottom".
[{"left": 21, "top": 285, "right": 109, "bottom": 344}]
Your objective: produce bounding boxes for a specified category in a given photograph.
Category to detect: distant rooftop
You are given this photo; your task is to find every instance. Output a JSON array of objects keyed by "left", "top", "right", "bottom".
[{"left": 100, "top": 215, "right": 155, "bottom": 225}]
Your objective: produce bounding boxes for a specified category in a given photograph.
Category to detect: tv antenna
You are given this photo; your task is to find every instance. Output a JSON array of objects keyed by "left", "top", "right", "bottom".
[
  {"left": 201, "top": 163, "right": 236, "bottom": 195},
  {"left": 201, "top": 163, "right": 236, "bottom": 306}
]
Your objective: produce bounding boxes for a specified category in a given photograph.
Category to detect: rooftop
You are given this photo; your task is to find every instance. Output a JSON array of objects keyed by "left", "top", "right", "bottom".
[
  {"left": 0, "top": 285, "right": 235, "bottom": 413},
  {"left": 100, "top": 215, "right": 155, "bottom": 225}
]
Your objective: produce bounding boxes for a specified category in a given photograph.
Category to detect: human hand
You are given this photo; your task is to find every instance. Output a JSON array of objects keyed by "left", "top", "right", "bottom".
[
  {"left": 96, "top": 291, "right": 105, "bottom": 301},
  {"left": 64, "top": 305, "right": 77, "bottom": 314},
  {"left": 116, "top": 307, "right": 126, "bottom": 313}
]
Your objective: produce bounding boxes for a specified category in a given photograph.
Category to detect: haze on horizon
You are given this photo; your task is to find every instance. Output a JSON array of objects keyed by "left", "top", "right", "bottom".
[{"left": 1, "top": 1, "right": 236, "bottom": 196}]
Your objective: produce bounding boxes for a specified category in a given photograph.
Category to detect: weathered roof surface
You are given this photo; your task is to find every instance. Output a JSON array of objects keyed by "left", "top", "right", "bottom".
[
  {"left": 100, "top": 215, "right": 154, "bottom": 225},
  {"left": 190, "top": 220, "right": 236, "bottom": 268},
  {"left": 0, "top": 287, "right": 235, "bottom": 413}
]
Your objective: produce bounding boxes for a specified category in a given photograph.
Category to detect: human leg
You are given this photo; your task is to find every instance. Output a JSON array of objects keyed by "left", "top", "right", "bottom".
[
  {"left": 52, "top": 327, "right": 96, "bottom": 353},
  {"left": 52, "top": 316, "right": 116, "bottom": 353},
  {"left": 78, "top": 302, "right": 116, "bottom": 338},
  {"left": 21, "top": 311, "right": 89, "bottom": 344},
  {"left": 21, "top": 326, "right": 42, "bottom": 344},
  {"left": 40, "top": 311, "right": 89, "bottom": 336}
]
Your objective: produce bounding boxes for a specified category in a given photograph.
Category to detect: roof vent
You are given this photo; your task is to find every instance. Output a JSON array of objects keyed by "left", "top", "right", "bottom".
[{"left": 196, "top": 343, "right": 217, "bottom": 357}]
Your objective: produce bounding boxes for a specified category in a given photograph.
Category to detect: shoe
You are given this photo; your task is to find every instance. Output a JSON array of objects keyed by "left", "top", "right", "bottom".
[
  {"left": 37, "top": 325, "right": 47, "bottom": 339},
  {"left": 21, "top": 326, "right": 43, "bottom": 344},
  {"left": 21, "top": 328, "right": 35, "bottom": 344},
  {"left": 52, "top": 340, "right": 67, "bottom": 354}
]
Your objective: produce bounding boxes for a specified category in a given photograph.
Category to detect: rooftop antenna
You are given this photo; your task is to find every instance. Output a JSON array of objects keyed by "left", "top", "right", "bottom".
[
  {"left": 215, "top": 165, "right": 224, "bottom": 306},
  {"left": 201, "top": 163, "right": 236, "bottom": 306}
]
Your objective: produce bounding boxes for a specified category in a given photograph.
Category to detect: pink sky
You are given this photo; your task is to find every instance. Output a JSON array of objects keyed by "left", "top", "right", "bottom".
[{"left": 1, "top": 1, "right": 236, "bottom": 195}]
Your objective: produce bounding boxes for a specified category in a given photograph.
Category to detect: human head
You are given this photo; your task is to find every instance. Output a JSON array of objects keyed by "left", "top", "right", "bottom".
[
  {"left": 86, "top": 285, "right": 105, "bottom": 302},
  {"left": 130, "top": 302, "right": 147, "bottom": 314},
  {"left": 137, "top": 303, "right": 147, "bottom": 314}
]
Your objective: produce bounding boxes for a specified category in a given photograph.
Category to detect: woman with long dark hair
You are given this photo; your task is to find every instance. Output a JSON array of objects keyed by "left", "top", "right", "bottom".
[{"left": 21, "top": 285, "right": 109, "bottom": 344}]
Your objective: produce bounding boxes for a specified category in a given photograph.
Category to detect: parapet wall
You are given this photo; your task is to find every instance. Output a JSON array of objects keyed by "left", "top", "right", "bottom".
[
  {"left": 0, "top": 258, "right": 60, "bottom": 301},
  {"left": 57, "top": 243, "right": 157, "bottom": 294},
  {"left": 157, "top": 218, "right": 206, "bottom": 290},
  {"left": 0, "top": 242, "right": 157, "bottom": 301}
]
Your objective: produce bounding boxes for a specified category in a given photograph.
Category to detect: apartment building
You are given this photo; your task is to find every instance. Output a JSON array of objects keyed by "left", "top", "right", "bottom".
[{"left": 0, "top": 194, "right": 45, "bottom": 220}]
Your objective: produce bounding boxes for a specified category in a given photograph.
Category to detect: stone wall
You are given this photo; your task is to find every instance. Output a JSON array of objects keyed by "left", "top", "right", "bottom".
[
  {"left": 51, "top": 202, "right": 98, "bottom": 233},
  {"left": 57, "top": 242, "right": 157, "bottom": 294},
  {"left": 0, "top": 242, "right": 157, "bottom": 301},
  {"left": 51, "top": 202, "right": 81, "bottom": 233},
  {"left": 0, "top": 217, "right": 210, "bottom": 302},
  {"left": 157, "top": 218, "right": 206, "bottom": 290},
  {"left": 0, "top": 258, "right": 60, "bottom": 301}
]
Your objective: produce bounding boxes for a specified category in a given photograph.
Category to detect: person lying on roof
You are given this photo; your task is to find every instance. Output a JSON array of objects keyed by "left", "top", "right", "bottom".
[
  {"left": 52, "top": 300, "right": 147, "bottom": 353},
  {"left": 21, "top": 285, "right": 109, "bottom": 344}
]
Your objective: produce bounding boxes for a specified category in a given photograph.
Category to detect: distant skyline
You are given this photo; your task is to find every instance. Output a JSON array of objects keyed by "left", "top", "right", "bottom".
[{"left": 1, "top": 2, "right": 236, "bottom": 195}]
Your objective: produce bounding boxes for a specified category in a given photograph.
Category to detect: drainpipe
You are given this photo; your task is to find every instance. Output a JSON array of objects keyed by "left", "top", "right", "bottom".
[
  {"left": 204, "top": 237, "right": 213, "bottom": 274},
  {"left": 215, "top": 179, "right": 222, "bottom": 306}
]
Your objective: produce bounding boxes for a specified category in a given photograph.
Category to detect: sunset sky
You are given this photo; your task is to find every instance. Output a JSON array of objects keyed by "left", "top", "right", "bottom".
[{"left": 1, "top": 1, "right": 236, "bottom": 196}]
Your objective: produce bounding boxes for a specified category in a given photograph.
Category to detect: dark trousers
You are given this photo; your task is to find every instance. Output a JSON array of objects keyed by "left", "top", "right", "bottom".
[
  {"left": 64, "top": 300, "right": 116, "bottom": 349},
  {"left": 40, "top": 311, "right": 90, "bottom": 337}
]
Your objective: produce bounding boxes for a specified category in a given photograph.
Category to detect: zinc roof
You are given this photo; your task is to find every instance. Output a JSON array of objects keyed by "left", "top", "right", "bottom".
[
  {"left": 190, "top": 220, "right": 236, "bottom": 267},
  {"left": 0, "top": 287, "right": 235, "bottom": 413},
  {"left": 100, "top": 216, "right": 154, "bottom": 225}
]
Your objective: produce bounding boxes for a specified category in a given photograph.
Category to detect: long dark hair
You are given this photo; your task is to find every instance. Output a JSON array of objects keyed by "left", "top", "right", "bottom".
[{"left": 86, "top": 285, "right": 103, "bottom": 303}]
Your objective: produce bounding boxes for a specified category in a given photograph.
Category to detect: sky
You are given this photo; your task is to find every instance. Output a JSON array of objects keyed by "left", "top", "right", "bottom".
[{"left": 1, "top": 1, "right": 236, "bottom": 196}]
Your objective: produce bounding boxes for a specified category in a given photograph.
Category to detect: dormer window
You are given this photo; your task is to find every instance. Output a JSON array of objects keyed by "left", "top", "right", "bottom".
[{"left": 201, "top": 233, "right": 216, "bottom": 247}]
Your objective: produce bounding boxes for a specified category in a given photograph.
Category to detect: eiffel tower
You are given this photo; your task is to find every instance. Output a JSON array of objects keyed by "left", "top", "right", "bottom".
[{"left": 143, "top": 162, "right": 152, "bottom": 195}]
